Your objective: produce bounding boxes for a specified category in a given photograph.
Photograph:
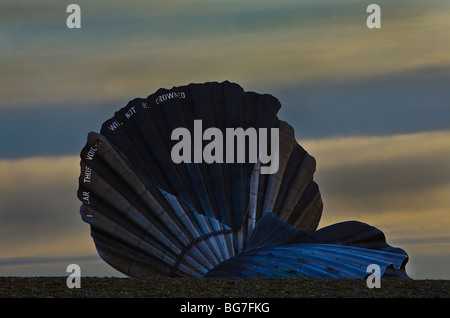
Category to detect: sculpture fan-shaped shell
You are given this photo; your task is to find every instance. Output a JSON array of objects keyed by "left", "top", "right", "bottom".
[{"left": 77, "top": 81, "right": 409, "bottom": 278}]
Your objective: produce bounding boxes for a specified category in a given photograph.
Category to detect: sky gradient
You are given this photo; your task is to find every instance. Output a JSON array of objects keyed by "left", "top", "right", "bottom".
[{"left": 1, "top": 1, "right": 449, "bottom": 279}]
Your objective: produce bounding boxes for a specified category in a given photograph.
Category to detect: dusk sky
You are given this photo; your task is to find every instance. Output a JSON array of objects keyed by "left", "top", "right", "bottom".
[{"left": 1, "top": 1, "right": 449, "bottom": 279}]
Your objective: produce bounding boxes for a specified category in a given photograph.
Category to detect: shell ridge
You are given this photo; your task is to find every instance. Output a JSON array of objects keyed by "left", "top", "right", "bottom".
[
  {"left": 161, "top": 88, "right": 219, "bottom": 221},
  {"left": 81, "top": 133, "right": 225, "bottom": 275},
  {"left": 82, "top": 133, "right": 196, "bottom": 253},
  {"left": 170, "top": 229, "right": 233, "bottom": 276},
  {"left": 78, "top": 81, "right": 409, "bottom": 279},
  {"left": 82, "top": 205, "right": 182, "bottom": 273},
  {"left": 190, "top": 82, "right": 232, "bottom": 227},
  {"left": 205, "top": 243, "right": 408, "bottom": 278},
  {"left": 142, "top": 92, "right": 205, "bottom": 211},
  {"left": 158, "top": 187, "right": 229, "bottom": 267}
]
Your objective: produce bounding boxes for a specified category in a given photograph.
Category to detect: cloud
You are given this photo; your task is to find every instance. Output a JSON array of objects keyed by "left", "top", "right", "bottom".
[
  {"left": 0, "top": 255, "right": 123, "bottom": 277},
  {"left": 1, "top": 0, "right": 450, "bottom": 108},
  {"left": 0, "top": 156, "right": 88, "bottom": 257},
  {"left": 302, "top": 130, "right": 450, "bottom": 217},
  {"left": 1, "top": 67, "right": 450, "bottom": 159},
  {"left": 303, "top": 130, "right": 450, "bottom": 170},
  {"left": 274, "top": 66, "right": 450, "bottom": 140},
  {"left": 0, "top": 102, "right": 111, "bottom": 158}
]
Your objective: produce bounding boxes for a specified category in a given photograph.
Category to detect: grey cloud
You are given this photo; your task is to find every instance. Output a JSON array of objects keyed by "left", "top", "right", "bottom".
[
  {"left": 314, "top": 149, "right": 450, "bottom": 214},
  {"left": 0, "top": 255, "right": 124, "bottom": 277},
  {"left": 273, "top": 67, "right": 450, "bottom": 140},
  {"left": 2, "top": 0, "right": 444, "bottom": 49},
  {"left": 0, "top": 178, "right": 83, "bottom": 248},
  {"left": 0, "top": 255, "right": 97, "bottom": 267},
  {"left": 0, "top": 102, "right": 113, "bottom": 159},
  {"left": 401, "top": 252, "right": 450, "bottom": 279},
  {"left": 319, "top": 154, "right": 449, "bottom": 198},
  {"left": 1, "top": 66, "right": 450, "bottom": 159}
]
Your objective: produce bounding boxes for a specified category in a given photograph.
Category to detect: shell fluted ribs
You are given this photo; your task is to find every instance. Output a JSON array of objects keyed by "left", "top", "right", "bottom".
[{"left": 77, "top": 81, "right": 409, "bottom": 279}]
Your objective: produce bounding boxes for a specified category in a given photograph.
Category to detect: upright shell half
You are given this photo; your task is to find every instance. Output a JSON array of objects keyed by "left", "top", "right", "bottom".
[{"left": 77, "top": 81, "right": 409, "bottom": 278}]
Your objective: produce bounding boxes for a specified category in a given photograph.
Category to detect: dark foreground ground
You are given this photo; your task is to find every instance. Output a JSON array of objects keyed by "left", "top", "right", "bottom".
[{"left": 0, "top": 277, "right": 448, "bottom": 298}]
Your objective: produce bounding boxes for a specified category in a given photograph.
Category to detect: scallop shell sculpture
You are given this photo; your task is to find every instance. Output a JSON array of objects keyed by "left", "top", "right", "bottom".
[{"left": 77, "top": 81, "right": 409, "bottom": 278}]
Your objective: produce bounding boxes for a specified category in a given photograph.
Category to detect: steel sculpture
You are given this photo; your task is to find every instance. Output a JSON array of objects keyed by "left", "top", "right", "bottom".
[{"left": 77, "top": 81, "right": 409, "bottom": 278}]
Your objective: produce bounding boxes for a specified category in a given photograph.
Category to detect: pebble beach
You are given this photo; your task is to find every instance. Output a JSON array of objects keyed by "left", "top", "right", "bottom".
[{"left": 1, "top": 277, "right": 448, "bottom": 298}]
